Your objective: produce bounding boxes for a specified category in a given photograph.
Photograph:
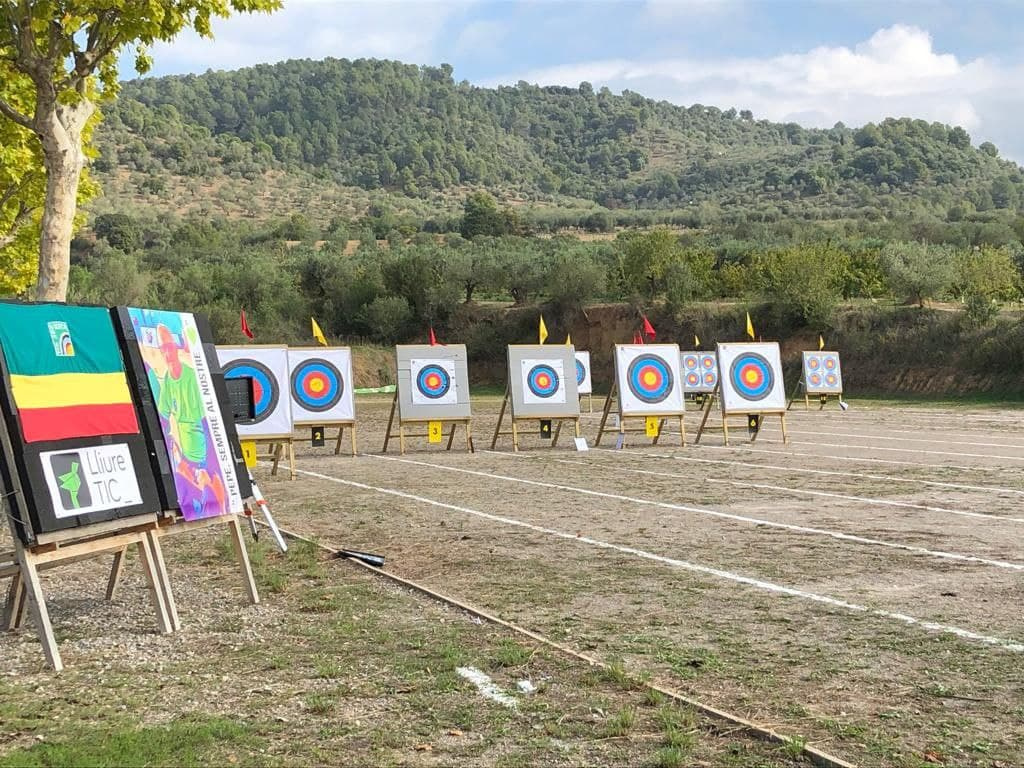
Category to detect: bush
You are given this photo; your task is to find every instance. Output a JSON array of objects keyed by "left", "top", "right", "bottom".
[{"left": 360, "top": 296, "right": 412, "bottom": 343}]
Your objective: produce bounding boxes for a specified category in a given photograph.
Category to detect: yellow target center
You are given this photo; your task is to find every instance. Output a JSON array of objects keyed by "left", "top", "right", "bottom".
[
  {"left": 642, "top": 371, "right": 658, "bottom": 386},
  {"left": 744, "top": 370, "right": 759, "bottom": 384},
  {"left": 310, "top": 378, "right": 325, "bottom": 393}
]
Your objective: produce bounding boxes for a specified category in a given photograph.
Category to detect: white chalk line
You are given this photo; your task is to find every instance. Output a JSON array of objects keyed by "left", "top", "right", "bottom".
[
  {"left": 785, "top": 420, "right": 1024, "bottom": 446},
  {"left": 698, "top": 443, "right": 999, "bottom": 473},
  {"left": 382, "top": 454, "right": 1024, "bottom": 572},
  {"left": 295, "top": 467, "right": 1024, "bottom": 654},
  {"left": 782, "top": 428, "right": 1024, "bottom": 452},
  {"left": 456, "top": 667, "right": 518, "bottom": 708},
  {"left": 728, "top": 437, "right": 1024, "bottom": 463},
  {"left": 566, "top": 451, "right": 1024, "bottom": 524}
]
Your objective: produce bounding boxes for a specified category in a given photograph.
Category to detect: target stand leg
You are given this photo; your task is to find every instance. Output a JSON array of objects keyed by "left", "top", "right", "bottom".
[
  {"left": 780, "top": 412, "right": 789, "bottom": 444},
  {"left": 104, "top": 547, "right": 128, "bottom": 601},
  {"left": 511, "top": 419, "right": 520, "bottom": 452},
  {"left": 552, "top": 419, "right": 563, "bottom": 447},
  {"left": 466, "top": 420, "right": 473, "bottom": 453},
  {"left": 382, "top": 394, "right": 399, "bottom": 453},
  {"left": 694, "top": 387, "right": 717, "bottom": 444},
  {"left": 350, "top": 425, "right": 357, "bottom": 456},
  {"left": 594, "top": 383, "right": 616, "bottom": 446},
  {"left": 679, "top": 415, "right": 686, "bottom": 446},
  {"left": 490, "top": 388, "right": 510, "bottom": 450},
  {"left": 446, "top": 423, "right": 457, "bottom": 451},
  {"left": 3, "top": 571, "right": 26, "bottom": 631},
  {"left": 721, "top": 414, "right": 730, "bottom": 446},
  {"left": 334, "top": 426, "right": 344, "bottom": 455},
  {"left": 270, "top": 442, "right": 283, "bottom": 477},
  {"left": 399, "top": 423, "right": 407, "bottom": 455}
]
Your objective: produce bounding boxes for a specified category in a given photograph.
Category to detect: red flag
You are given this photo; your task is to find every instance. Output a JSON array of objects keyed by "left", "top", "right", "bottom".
[
  {"left": 240, "top": 309, "right": 254, "bottom": 340},
  {"left": 641, "top": 314, "right": 656, "bottom": 340},
  {"left": 429, "top": 327, "right": 438, "bottom": 346}
]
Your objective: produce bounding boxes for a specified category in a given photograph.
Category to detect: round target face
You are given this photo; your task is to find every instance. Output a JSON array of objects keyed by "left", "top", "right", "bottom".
[
  {"left": 824, "top": 356, "right": 837, "bottom": 371},
  {"left": 729, "top": 353, "right": 774, "bottom": 402},
  {"left": 809, "top": 372, "right": 823, "bottom": 387},
  {"left": 808, "top": 356, "right": 821, "bottom": 370},
  {"left": 223, "top": 359, "right": 279, "bottom": 423},
  {"left": 701, "top": 355, "right": 716, "bottom": 370},
  {"left": 626, "top": 354, "right": 674, "bottom": 404},
  {"left": 682, "top": 354, "right": 699, "bottom": 371},
  {"left": 290, "top": 358, "right": 344, "bottom": 412},
  {"left": 416, "top": 363, "right": 452, "bottom": 399},
  {"left": 704, "top": 371, "right": 716, "bottom": 385},
  {"left": 686, "top": 371, "right": 700, "bottom": 386},
  {"left": 575, "top": 359, "right": 586, "bottom": 385},
  {"left": 526, "top": 364, "right": 560, "bottom": 398},
  {"left": 825, "top": 372, "right": 839, "bottom": 387}
]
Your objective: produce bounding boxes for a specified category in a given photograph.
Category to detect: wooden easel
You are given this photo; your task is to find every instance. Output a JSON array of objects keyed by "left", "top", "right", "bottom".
[
  {"left": 489, "top": 386, "right": 581, "bottom": 452},
  {"left": 594, "top": 381, "right": 685, "bottom": 447},
  {"left": 695, "top": 384, "right": 788, "bottom": 445},
  {"left": 258, "top": 437, "right": 296, "bottom": 479},
  {"left": 381, "top": 393, "right": 471, "bottom": 454},
  {"left": 787, "top": 380, "right": 843, "bottom": 411}
]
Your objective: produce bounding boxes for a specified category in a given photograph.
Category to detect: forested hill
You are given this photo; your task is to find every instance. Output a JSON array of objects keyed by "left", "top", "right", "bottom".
[{"left": 95, "top": 57, "right": 1024, "bottom": 223}]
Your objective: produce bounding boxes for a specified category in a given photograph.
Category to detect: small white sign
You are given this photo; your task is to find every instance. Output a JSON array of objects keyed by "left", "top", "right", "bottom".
[
  {"left": 573, "top": 437, "right": 589, "bottom": 452},
  {"left": 40, "top": 443, "right": 143, "bottom": 518}
]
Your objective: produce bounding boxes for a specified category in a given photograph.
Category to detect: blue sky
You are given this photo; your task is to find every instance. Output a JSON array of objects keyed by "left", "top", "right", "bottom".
[{"left": 126, "top": 0, "right": 1024, "bottom": 161}]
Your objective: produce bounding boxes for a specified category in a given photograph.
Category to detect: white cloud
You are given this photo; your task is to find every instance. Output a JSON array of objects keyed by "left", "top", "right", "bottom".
[
  {"left": 454, "top": 19, "right": 507, "bottom": 57},
  {"left": 488, "top": 25, "right": 1023, "bottom": 158}
]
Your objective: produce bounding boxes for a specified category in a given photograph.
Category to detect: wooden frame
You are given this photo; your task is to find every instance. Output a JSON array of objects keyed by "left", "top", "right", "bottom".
[
  {"left": 787, "top": 379, "right": 844, "bottom": 411},
  {"left": 259, "top": 437, "right": 297, "bottom": 479},
  {"left": 489, "top": 386, "right": 581, "bottom": 452},
  {"left": 695, "top": 384, "right": 788, "bottom": 445},
  {"left": 594, "top": 380, "right": 685, "bottom": 447},
  {"left": 310, "top": 422, "right": 357, "bottom": 456},
  {"left": 382, "top": 392, "right": 471, "bottom": 454}
]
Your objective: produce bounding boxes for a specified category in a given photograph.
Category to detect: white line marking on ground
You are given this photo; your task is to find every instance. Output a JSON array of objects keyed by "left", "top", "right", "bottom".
[
  {"left": 381, "top": 455, "right": 1024, "bottom": 571},
  {"left": 784, "top": 428, "right": 1024, "bottom": 451},
  {"left": 456, "top": 667, "right": 518, "bottom": 708},
  {"left": 728, "top": 439, "right": 1024, "bottom": 463},
  {"left": 699, "top": 444, "right": 998, "bottom": 473},
  {"left": 790, "top": 422, "right": 1024, "bottom": 446},
  {"left": 556, "top": 453, "right": 1024, "bottom": 524},
  {"left": 295, "top": 468, "right": 1024, "bottom": 653}
]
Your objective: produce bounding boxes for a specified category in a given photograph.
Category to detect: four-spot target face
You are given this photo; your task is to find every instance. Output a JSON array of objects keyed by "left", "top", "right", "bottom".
[
  {"left": 680, "top": 351, "right": 718, "bottom": 393},
  {"left": 802, "top": 351, "right": 842, "bottom": 393},
  {"left": 717, "top": 342, "right": 786, "bottom": 414},
  {"left": 223, "top": 359, "right": 279, "bottom": 423},
  {"left": 290, "top": 358, "right": 344, "bottom": 412},
  {"left": 615, "top": 345, "right": 684, "bottom": 415},
  {"left": 409, "top": 358, "right": 459, "bottom": 406}
]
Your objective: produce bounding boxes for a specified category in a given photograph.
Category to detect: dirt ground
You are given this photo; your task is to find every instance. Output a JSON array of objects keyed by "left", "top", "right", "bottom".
[
  {"left": 259, "top": 394, "right": 1024, "bottom": 767},
  {"left": 3, "top": 395, "right": 1023, "bottom": 767}
]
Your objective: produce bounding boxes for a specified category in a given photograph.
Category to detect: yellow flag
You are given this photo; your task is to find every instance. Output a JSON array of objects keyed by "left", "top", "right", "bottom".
[
  {"left": 565, "top": 332, "right": 572, "bottom": 346},
  {"left": 312, "top": 317, "right": 328, "bottom": 346},
  {"left": 818, "top": 334, "right": 825, "bottom": 351},
  {"left": 745, "top": 312, "right": 755, "bottom": 340},
  {"left": 539, "top": 315, "right": 548, "bottom": 345},
  {"left": 694, "top": 334, "right": 701, "bottom": 348}
]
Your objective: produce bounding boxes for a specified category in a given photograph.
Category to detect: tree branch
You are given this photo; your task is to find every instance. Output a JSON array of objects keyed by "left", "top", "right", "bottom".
[
  {"left": 0, "top": 200, "right": 34, "bottom": 250},
  {"left": 0, "top": 95, "right": 33, "bottom": 130}
]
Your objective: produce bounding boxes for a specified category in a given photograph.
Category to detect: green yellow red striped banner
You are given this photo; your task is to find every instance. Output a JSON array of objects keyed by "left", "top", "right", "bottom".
[{"left": 0, "top": 303, "right": 139, "bottom": 443}]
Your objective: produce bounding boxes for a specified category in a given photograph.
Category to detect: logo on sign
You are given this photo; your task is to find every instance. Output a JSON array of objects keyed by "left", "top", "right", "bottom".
[
  {"left": 47, "top": 320, "right": 75, "bottom": 357},
  {"left": 50, "top": 453, "right": 91, "bottom": 510},
  {"left": 41, "top": 444, "right": 143, "bottom": 518}
]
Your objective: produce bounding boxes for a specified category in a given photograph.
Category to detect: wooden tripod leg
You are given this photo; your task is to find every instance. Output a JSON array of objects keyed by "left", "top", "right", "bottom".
[
  {"left": 490, "top": 389, "right": 509, "bottom": 450},
  {"left": 271, "top": 442, "right": 283, "bottom": 476},
  {"left": 780, "top": 413, "right": 789, "bottom": 444},
  {"left": 146, "top": 531, "right": 180, "bottom": 631},
  {"left": 511, "top": 419, "right": 520, "bottom": 452},
  {"left": 135, "top": 536, "right": 172, "bottom": 635},
  {"left": 574, "top": 417, "right": 581, "bottom": 439},
  {"left": 819, "top": 395, "right": 826, "bottom": 411},
  {"left": 334, "top": 426, "right": 344, "bottom": 455},
  {"left": 350, "top": 424, "right": 357, "bottom": 456},
  {"left": 105, "top": 547, "right": 128, "bottom": 600},
  {"left": 722, "top": 413, "right": 730, "bottom": 446},
  {"left": 382, "top": 393, "right": 399, "bottom": 453},
  {"left": 3, "top": 571, "right": 25, "bottom": 631},
  {"left": 552, "top": 419, "right": 563, "bottom": 447},
  {"left": 399, "top": 423, "right": 406, "bottom": 455},
  {"left": 15, "top": 549, "right": 62, "bottom": 671},
  {"left": 288, "top": 440, "right": 296, "bottom": 480},
  {"left": 805, "top": 393, "right": 810, "bottom": 410},
  {"left": 446, "top": 422, "right": 457, "bottom": 451},
  {"left": 695, "top": 387, "right": 716, "bottom": 444},
  {"left": 594, "top": 383, "right": 616, "bottom": 446},
  {"left": 679, "top": 414, "right": 686, "bottom": 446},
  {"left": 227, "top": 515, "right": 260, "bottom": 605},
  {"left": 466, "top": 420, "right": 473, "bottom": 453}
]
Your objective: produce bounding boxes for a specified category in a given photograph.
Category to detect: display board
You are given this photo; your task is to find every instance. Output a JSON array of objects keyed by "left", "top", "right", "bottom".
[
  {"left": 680, "top": 350, "right": 718, "bottom": 394},
  {"left": 802, "top": 351, "right": 843, "bottom": 395},
  {"left": 217, "top": 346, "right": 294, "bottom": 439},
  {"left": 613, "top": 344, "right": 684, "bottom": 415},
  {"left": 118, "top": 308, "right": 248, "bottom": 521},
  {"left": 507, "top": 345, "right": 580, "bottom": 419},
  {"left": 574, "top": 351, "right": 592, "bottom": 395},
  {"left": 396, "top": 344, "right": 471, "bottom": 421},
  {"left": 717, "top": 342, "right": 787, "bottom": 414},
  {"left": 0, "top": 302, "right": 164, "bottom": 541},
  {"left": 287, "top": 347, "right": 355, "bottom": 425}
]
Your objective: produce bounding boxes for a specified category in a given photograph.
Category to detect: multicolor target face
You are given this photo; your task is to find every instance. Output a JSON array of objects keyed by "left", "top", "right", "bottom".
[
  {"left": 410, "top": 358, "right": 458, "bottom": 406},
  {"left": 717, "top": 342, "right": 786, "bottom": 414},
  {"left": 615, "top": 345, "right": 684, "bottom": 415},
  {"left": 290, "top": 358, "right": 344, "bottom": 412},
  {"left": 521, "top": 358, "right": 566, "bottom": 405},
  {"left": 681, "top": 351, "right": 718, "bottom": 393},
  {"left": 802, "top": 351, "right": 843, "bottom": 393},
  {"left": 574, "top": 351, "right": 592, "bottom": 395},
  {"left": 223, "top": 359, "right": 279, "bottom": 423}
]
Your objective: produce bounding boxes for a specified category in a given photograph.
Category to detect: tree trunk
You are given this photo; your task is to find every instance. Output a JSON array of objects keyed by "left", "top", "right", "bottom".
[{"left": 34, "top": 101, "right": 91, "bottom": 302}]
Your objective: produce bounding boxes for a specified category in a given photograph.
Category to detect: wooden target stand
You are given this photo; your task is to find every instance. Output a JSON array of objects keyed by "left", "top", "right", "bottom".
[
  {"left": 786, "top": 380, "right": 844, "bottom": 411},
  {"left": 381, "top": 393, "right": 471, "bottom": 454},
  {"left": 257, "top": 436, "right": 297, "bottom": 479},
  {"left": 694, "top": 384, "right": 788, "bottom": 445},
  {"left": 594, "top": 380, "right": 685, "bottom": 447},
  {"left": 2, "top": 509, "right": 259, "bottom": 671},
  {"left": 490, "top": 386, "right": 581, "bottom": 452}
]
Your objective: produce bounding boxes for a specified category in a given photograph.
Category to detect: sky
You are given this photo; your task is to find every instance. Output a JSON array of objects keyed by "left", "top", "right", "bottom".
[{"left": 124, "top": 0, "right": 1024, "bottom": 162}]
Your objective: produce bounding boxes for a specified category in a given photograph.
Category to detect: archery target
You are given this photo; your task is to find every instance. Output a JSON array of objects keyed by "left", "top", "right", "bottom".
[
  {"left": 574, "top": 351, "right": 592, "bottom": 395},
  {"left": 717, "top": 342, "right": 786, "bottom": 414},
  {"left": 681, "top": 350, "right": 718, "bottom": 393},
  {"left": 410, "top": 358, "right": 458, "bottom": 406},
  {"left": 218, "top": 345, "right": 294, "bottom": 438},
  {"left": 614, "top": 344, "right": 684, "bottom": 415},
  {"left": 803, "top": 351, "right": 843, "bottom": 394},
  {"left": 287, "top": 347, "right": 355, "bottom": 424},
  {"left": 522, "top": 359, "right": 565, "bottom": 405}
]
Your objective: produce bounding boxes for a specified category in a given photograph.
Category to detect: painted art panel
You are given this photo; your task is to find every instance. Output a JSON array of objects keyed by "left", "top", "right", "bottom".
[
  {"left": 287, "top": 347, "right": 355, "bottom": 424},
  {"left": 803, "top": 351, "right": 843, "bottom": 394},
  {"left": 717, "top": 342, "right": 787, "bottom": 414},
  {"left": 396, "top": 344, "right": 472, "bottom": 421},
  {"left": 574, "top": 351, "right": 592, "bottom": 395},
  {"left": 128, "top": 308, "right": 245, "bottom": 520},
  {"left": 506, "top": 345, "right": 579, "bottom": 419},
  {"left": 614, "top": 344, "right": 684, "bottom": 415},
  {"left": 217, "top": 346, "right": 294, "bottom": 439},
  {"left": 680, "top": 350, "right": 718, "bottom": 394}
]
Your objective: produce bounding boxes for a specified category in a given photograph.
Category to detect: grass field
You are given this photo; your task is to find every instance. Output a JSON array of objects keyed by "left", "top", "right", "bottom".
[{"left": 3, "top": 396, "right": 1024, "bottom": 766}]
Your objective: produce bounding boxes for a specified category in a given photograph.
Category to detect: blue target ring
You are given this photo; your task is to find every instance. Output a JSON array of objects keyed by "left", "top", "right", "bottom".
[
  {"left": 626, "top": 354, "right": 673, "bottom": 404},
  {"left": 416, "top": 364, "right": 451, "bottom": 399},
  {"left": 290, "top": 359, "right": 343, "bottom": 412},
  {"left": 223, "top": 359, "right": 279, "bottom": 423},
  {"left": 575, "top": 359, "right": 586, "bottom": 385},
  {"left": 729, "top": 353, "right": 773, "bottom": 401},
  {"left": 527, "top": 364, "right": 560, "bottom": 398}
]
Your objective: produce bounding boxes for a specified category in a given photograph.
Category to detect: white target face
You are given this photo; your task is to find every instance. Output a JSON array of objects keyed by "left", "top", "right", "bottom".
[
  {"left": 574, "top": 351, "right": 592, "bottom": 395},
  {"left": 614, "top": 345, "right": 684, "bottom": 415},
  {"left": 521, "top": 358, "right": 566, "bottom": 405},
  {"left": 410, "top": 358, "right": 459, "bottom": 405}
]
